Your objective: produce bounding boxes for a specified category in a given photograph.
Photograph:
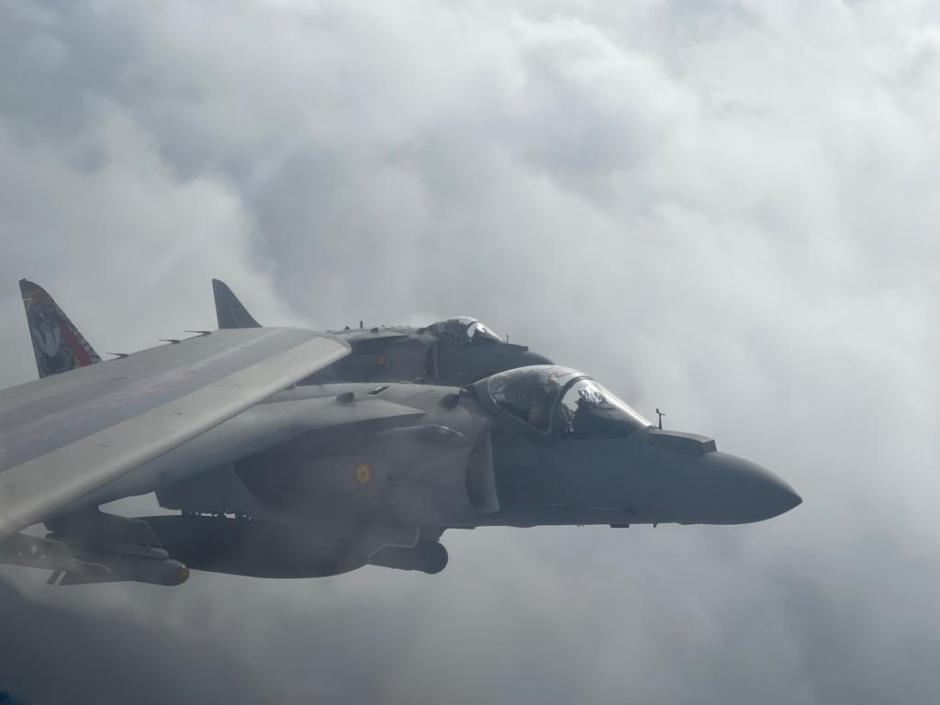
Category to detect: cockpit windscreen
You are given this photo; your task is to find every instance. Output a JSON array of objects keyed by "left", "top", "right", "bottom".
[
  {"left": 431, "top": 317, "right": 502, "bottom": 345},
  {"left": 487, "top": 365, "right": 650, "bottom": 437},
  {"left": 555, "top": 378, "right": 651, "bottom": 438}
]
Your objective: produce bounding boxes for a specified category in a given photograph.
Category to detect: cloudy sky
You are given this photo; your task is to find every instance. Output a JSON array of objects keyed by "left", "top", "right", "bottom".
[{"left": 1, "top": 0, "right": 939, "bottom": 702}]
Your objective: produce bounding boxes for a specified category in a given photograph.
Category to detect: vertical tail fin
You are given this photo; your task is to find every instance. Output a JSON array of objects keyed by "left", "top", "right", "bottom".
[
  {"left": 19, "top": 279, "right": 101, "bottom": 378},
  {"left": 212, "top": 278, "right": 261, "bottom": 329}
]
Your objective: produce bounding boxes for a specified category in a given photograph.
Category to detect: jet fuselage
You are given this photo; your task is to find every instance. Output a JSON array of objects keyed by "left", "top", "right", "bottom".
[{"left": 160, "top": 370, "right": 800, "bottom": 534}]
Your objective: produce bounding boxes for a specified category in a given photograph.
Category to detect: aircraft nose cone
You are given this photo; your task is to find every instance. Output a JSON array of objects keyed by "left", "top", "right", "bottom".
[{"left": 690, "top": 452, "right": 801, "bottom": 524}]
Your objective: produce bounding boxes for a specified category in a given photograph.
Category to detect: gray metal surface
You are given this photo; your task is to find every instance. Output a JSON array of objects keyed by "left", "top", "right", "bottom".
[
  {"left": 0, "top": 328, "right": 349, "bottom": 539},
  {"left": 84, "top": 393, "right": 427, "bottom": 507},
  {"left": 211, "top": 277, "right": 553, "bottom": 386}
]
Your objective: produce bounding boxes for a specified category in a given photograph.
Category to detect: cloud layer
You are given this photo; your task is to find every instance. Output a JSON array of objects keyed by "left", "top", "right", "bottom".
[{"left": 1, "top": 1, "right": 939, "bottom": 703}]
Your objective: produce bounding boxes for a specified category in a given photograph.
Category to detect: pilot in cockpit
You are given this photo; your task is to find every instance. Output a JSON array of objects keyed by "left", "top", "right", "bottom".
[
  {"left": 487, "top": 366, "right": 651, "bottom": 437},
  {"left": 561, "top": 379, "right": 643, "bottom": 439},
  {"left": 526, "top": 384, "right": 554, "bottom": 429},
  {"left": 570, "top": 388, "right": 608, "bottom": 438},
  {"left": 525, "top": 368, "right": 564, "bottom": 430},
  {"left": 431, "top": 317, "right": 502, "bottom": 346}
]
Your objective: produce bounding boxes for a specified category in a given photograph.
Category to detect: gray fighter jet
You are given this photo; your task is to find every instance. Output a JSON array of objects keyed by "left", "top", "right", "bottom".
[
  {"left": 213, "top": 278, "right": 552, "bottom": 385},
  {"left": 0, "top": 284, "right": 800, "bottom": 586}
]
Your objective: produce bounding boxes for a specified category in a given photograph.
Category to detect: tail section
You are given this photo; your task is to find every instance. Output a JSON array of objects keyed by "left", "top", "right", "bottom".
[
  {"left": 19, "top": 279, "right": 101, "bottom": 378},
  {"left": 212, "top": 278, "right": 261, "bottom": 329}
]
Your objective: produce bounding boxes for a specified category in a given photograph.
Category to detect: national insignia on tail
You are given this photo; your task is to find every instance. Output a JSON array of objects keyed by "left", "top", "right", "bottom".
[{"left": 19, "top": 279, "right": 102, "bottom": 378}]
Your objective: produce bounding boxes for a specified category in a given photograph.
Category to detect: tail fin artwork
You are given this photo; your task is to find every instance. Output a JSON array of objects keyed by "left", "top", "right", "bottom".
[
  {"left": 212, "top": 278, "right": 261, "bottom": 329},
  {"left": 19, "top": 279, "right": 101, "bottom": 378}
]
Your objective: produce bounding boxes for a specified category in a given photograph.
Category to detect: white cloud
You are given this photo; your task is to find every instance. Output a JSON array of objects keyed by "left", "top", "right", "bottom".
[{"left": 1, "top": 1, "right": 939, "bottom": 703}]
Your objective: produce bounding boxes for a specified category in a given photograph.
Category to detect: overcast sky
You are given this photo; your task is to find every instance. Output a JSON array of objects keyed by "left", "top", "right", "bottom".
[{"left": 1, "top": 1, "right": 939, "bottom": 703}]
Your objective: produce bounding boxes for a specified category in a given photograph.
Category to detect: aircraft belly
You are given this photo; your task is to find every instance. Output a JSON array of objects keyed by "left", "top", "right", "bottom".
[{"left": 141, "top": 514, "right": 421, "bottom": 578}]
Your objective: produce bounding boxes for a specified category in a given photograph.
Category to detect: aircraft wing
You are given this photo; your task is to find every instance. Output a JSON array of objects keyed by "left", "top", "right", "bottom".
[{"left": 0, "top": 328, "right": 349, "bottom": 541}]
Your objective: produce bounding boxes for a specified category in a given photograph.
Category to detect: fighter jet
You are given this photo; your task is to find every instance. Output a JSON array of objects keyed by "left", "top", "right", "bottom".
[
  {"left": 0, "top": 284, "right": 800, "bottom": 586},
  {"left": 212, "top": 278, "right": 552, "bottom": 385}
]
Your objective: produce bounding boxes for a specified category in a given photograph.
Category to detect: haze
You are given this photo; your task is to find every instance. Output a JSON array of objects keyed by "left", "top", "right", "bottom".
[{"left": 1, "top": 1, "right": 938, "bottom": 703}]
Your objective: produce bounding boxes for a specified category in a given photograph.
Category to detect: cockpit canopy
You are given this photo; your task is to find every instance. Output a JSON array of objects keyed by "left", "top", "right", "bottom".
[
  {"left": 484, "top": 365, "right": 651, "bottom": 438},
  {"left": 429, "top": 316, "right": 502, "bottom": 345}
]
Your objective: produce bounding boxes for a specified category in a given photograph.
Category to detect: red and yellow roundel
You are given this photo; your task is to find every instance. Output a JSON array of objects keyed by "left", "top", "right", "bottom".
[
  {"left": 375, "top": 355, "right": 386, "bottom": 367},
  {"left": 354, "top": 463, "right": 373, "bottom": 486}
]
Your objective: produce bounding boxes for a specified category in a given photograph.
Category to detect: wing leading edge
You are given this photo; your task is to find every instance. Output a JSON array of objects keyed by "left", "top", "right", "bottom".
[{"left": 0, "top": 328, "right": 350, "bottom": 540}]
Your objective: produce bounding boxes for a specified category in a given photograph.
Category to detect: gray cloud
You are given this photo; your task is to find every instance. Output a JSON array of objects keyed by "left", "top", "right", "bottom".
[{"left": 1, "top": 1, "right": 939, "bottom": 703}]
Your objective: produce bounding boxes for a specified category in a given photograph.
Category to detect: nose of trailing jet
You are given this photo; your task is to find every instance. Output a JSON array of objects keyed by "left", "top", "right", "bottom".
[{"left": 684, "top": 452, "right": 802, "bottom": 524}]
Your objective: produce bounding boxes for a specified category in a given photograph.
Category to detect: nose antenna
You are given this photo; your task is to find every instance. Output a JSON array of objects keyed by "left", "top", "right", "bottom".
[{"left": 655, "top": 408, "right": 666, "bottom": 430}]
